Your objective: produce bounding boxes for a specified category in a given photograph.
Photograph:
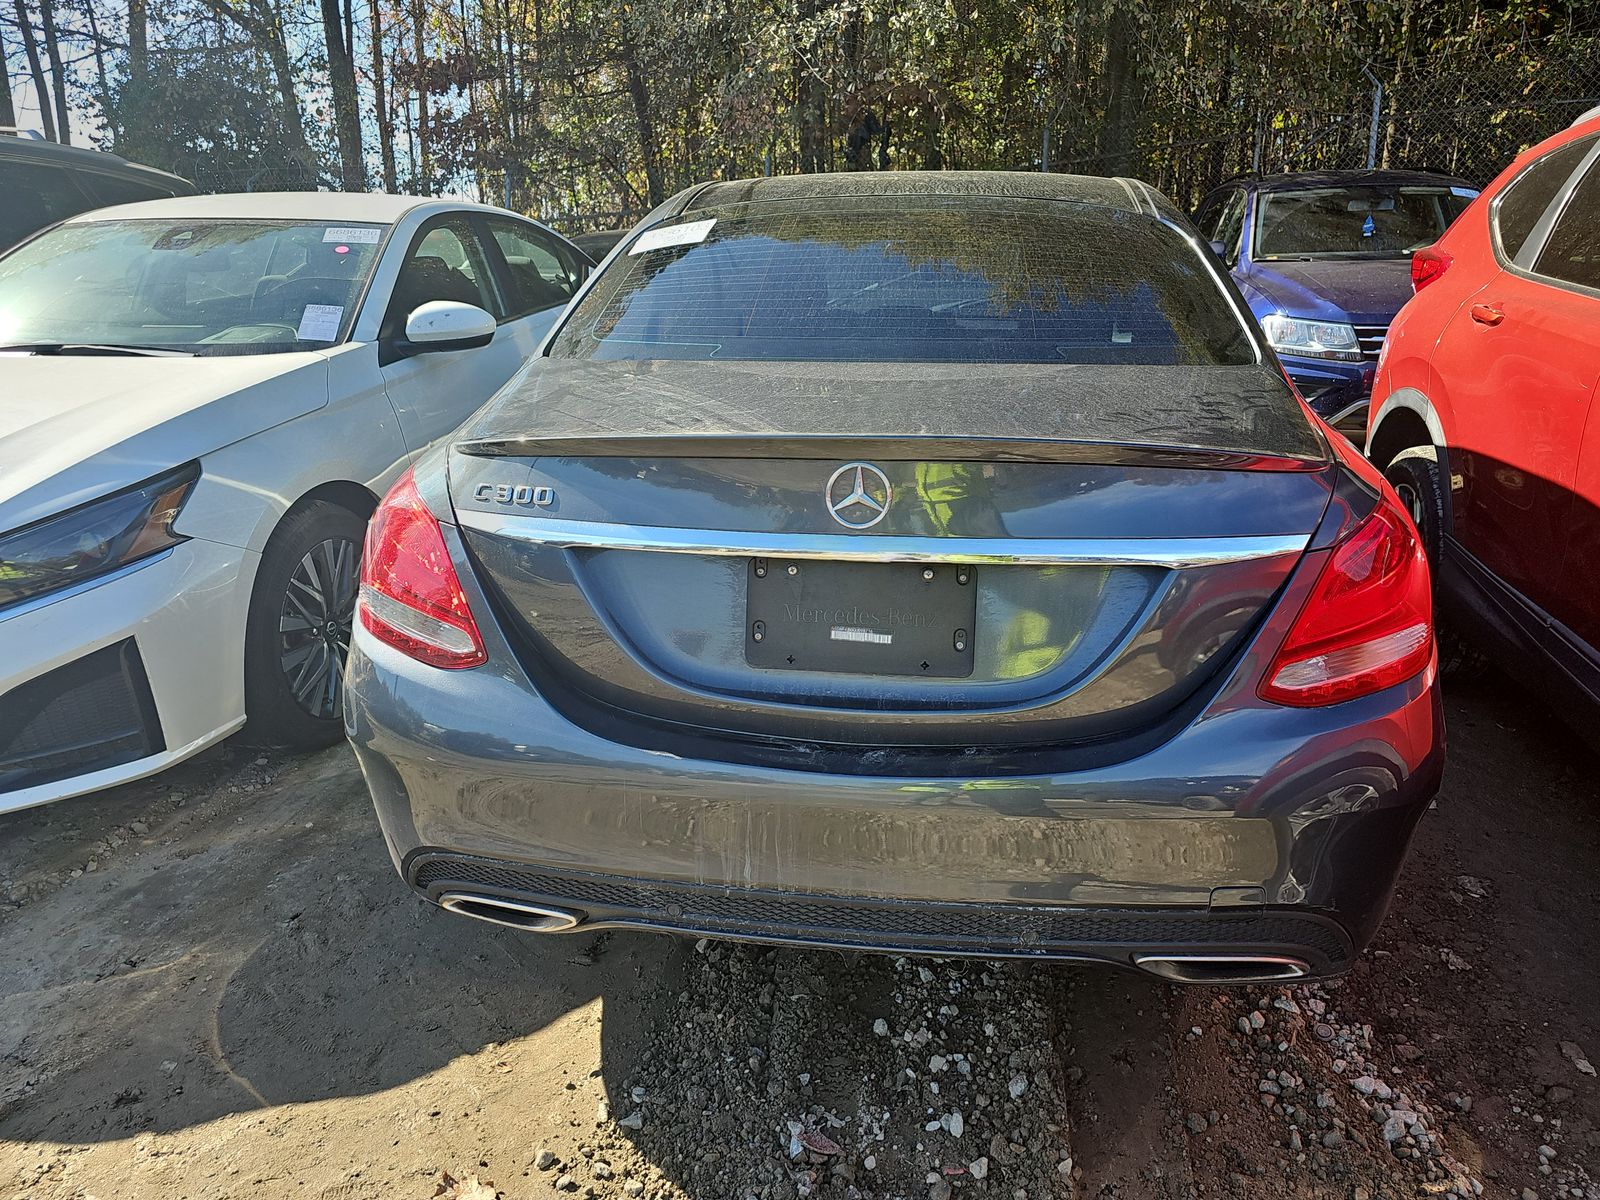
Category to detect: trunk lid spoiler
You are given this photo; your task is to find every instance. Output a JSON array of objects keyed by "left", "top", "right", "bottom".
[
  {"left": 452, "top": 359, "right": 1330, "bottom": 471},
  {"left": 454, "top": 432, "right": 1324, "bottom": 472}
]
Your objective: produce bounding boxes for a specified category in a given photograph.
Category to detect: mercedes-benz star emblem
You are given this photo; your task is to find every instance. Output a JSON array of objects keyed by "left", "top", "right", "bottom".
[{"left": 825, "top": 462, "right": 892, "bottom": 529}]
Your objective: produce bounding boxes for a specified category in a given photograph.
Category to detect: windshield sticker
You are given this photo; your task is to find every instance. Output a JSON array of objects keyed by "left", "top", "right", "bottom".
[
  {"left": 322, "top": 226, "right": 382, "bottom": 244},
  {"left": 628, "top": 218, "right": 716, "bottom": 256},
  {"left": 1450, "top": 186, "right": 1480, "bottom": 198},
  {"left": 297, "top": 304, "right": 345, "bottom": 341}
]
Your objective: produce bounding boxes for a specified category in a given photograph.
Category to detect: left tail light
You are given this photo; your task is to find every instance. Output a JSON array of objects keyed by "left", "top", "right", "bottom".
[
  {"left": 1259, "top": 492, "right": 1433, "bottom": 707},
  {"left": 357, "top": 469, "right": 487, "bottom": 669}
]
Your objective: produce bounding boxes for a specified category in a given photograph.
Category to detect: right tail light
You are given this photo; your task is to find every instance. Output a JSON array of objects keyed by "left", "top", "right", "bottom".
[{"left": 1259, "top": 494, "right": 1433, "bottom": 707}]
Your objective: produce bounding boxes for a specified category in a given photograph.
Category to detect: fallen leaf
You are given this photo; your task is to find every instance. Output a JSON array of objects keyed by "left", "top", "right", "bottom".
[{"left": 799, "top": 1129, "right": 842, "bottom": 1156}]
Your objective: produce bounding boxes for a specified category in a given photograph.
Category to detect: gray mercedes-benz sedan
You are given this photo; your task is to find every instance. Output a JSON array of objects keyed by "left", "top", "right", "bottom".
[{"left": 345, "top": 171, "right": 1443, "bottom": 984}]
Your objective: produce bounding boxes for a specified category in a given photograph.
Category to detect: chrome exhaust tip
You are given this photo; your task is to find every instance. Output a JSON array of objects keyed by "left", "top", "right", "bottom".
[
  {"left": 1133, "top": 954, "right": 1310, "bottom": 984},
  {"left": 438, "top": 892, "right": 584, "bottom": 932}
]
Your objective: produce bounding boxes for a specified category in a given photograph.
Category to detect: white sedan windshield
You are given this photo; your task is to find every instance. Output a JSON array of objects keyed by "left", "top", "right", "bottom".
[{"left": 0, "top": 219, "right": 386, "bottom": 355}]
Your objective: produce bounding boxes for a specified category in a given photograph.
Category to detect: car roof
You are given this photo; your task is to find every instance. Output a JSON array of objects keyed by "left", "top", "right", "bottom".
[
  {"left": 680, "top": 170, "right": 1180, "bottom": 219},
  {"left": 1226, "top": 169, "right": 1474, "bottom": 194},
  {"left": 58, "top": 191, "right": 509, "bottom": 226},
  {"left": 0, "top": 131, "right": 193, "bottom": 190}
]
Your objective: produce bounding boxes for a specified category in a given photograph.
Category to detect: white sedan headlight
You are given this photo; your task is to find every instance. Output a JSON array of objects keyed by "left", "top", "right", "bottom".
[
  {"left": 0, "top": 464, "right": 198, "bottom": 609},
  {"left": 1261, "top": 314, "right": 1363, "bottom": 362}
]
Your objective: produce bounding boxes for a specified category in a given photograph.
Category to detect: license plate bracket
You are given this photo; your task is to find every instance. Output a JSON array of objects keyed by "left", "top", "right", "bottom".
[{"left": 744, "top": 558, "right": 976, "bottom": 677}]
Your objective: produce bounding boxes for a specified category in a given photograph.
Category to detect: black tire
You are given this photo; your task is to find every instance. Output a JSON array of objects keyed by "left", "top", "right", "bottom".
[
  {"left": 242, "top": 501, "right": 367, "bottom": 749},
  {"left": 1382, "top": 451, "right": 1487, "bottom": 680},
  {"left": 1384, "top": 451, "right": 1445, "bottom": 565}
]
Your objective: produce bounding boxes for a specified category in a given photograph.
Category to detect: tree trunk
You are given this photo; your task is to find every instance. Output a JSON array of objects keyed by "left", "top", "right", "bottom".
[
  {"left": 128, "top": 0, "right": 148, "bottom": 84},
  {"left": 1381, "top": 0, "right": 1414, "bottom": 169},
  {"left": 618, "top": 15, "right": 663, "bottom": 205},
  {"left": 922, "top": 102, "right": 943, "bottom": 170},
  {"left": 37, "top": 0, "right": 70, "bottom": 144},
  {"left": 255, "top": 5, "right": 316, "bottom": 180},
  {"left": 794, "top": 0, "right": 827, "bottom": 172},
  {"left": 84, "top": 0, "right": 115, "bottom": 139},
  {"left": 369, "top": 0, "right": 398, "bottom": 192},
  {"left": 411, "top": 0, "right": 430, "bottom": 194},
  {"left": 1099, "top": 6, "right": 1141, "bottom": 175},
  {"left": 11, "top": 0, "right": 56, "bottom": 142},
  {"left": 1206, "top": 5, "right": 1235, "bottom": 192},
  {"left": 320, "top": 0, "right": 366, "bottom": 189},
  {"left": 0, "top": 20, "right": 15, "bottom": 127}
]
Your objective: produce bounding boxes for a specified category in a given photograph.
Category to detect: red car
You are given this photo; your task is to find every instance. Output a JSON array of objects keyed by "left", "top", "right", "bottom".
[{"left": 1367, "top": 110, "right": 1600, "bottom": 731}]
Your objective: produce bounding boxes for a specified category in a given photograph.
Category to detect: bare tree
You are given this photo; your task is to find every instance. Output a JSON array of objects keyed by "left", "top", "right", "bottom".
[
  {"left": 80, "top": 0, "right": 117, "bottom": 135},
  {"left": 36, "top": 0, "right": 70, "bottom": 142},
  {"left": 11, "top": 0, "right": 56, "bottom": 141}
]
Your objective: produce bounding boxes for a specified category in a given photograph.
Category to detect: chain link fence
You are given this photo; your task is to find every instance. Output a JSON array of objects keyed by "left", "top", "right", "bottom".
[
  {"left": 179, "top": 162, "right": 324, "bottom": 194},
  {"left": 1057, "top": 39, "right": 1600, "bottom": 208}
]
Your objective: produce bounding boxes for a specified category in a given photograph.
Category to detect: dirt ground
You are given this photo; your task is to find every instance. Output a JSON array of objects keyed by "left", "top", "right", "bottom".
[{"left": 1, "top": 672, "right": 1597, "bottom": 1200}]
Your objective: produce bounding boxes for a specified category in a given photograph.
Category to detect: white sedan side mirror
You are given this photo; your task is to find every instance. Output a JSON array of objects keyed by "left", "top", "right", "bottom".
[{"left": 401, "top": 301, "right": 496, "bottom": 354}]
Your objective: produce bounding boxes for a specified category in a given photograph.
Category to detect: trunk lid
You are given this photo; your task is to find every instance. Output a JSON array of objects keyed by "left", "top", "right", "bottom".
[{"left": 450, "top": 360, "right": 1332, "bottom": 760}]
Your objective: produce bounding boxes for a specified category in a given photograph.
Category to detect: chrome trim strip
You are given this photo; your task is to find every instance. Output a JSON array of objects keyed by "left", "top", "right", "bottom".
[
  {"left": 1327, "top": 399, "right": 1369, "bottom": 428},
  {"left": 456, "top": 510, "right": 1308, "bottom": 568}
]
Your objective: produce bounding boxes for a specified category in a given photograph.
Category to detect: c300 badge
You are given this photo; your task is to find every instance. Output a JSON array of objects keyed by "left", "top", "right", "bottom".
[{"left": 475, "top": 482, "right": 555, "bottom": 508}]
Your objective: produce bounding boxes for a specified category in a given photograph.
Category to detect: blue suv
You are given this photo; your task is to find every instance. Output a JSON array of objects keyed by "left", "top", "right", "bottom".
[{"left": 1194, "top": 170, "right": 1477, "bottom": 435}]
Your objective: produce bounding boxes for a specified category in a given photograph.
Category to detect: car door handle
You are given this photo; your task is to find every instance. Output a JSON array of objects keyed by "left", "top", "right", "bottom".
[{"left": 1470, "top": 303, "right": 1505, "bottom": 326}]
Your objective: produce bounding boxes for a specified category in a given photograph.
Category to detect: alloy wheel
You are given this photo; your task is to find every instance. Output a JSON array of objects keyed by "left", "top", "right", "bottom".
[{"left": 278, "top": 536, "right": 359, "bottom": 719}]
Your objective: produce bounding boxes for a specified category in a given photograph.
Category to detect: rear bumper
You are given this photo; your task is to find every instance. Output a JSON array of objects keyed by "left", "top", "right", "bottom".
[
  {"left": 346, "top": 608, "right": 1445, "bottom": 977},
  {"left": 404, "top": 850, "right": 1359, "bottom": 976}
]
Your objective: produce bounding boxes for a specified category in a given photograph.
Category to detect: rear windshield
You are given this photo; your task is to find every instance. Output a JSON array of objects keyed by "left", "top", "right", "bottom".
[
  {"left": 548, "top": 197, "right": 1256, "bottom": 366},
  {"left": 1254, "top": 185, "right": 1476, "bottom": 259}
]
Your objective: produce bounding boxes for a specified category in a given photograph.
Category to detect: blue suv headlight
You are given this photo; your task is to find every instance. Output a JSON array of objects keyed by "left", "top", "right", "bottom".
[{"left": 1261, "top": 314, "right": 1363, "bottom": 362}]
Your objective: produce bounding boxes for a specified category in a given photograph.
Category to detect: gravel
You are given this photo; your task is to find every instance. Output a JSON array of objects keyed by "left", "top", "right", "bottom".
[
  {"left": 561, "top": 943, "right": 1075, "bottom": 1198},
  {"left": 1195, "top": 983, "right": 1488, "bottom": 1198}
]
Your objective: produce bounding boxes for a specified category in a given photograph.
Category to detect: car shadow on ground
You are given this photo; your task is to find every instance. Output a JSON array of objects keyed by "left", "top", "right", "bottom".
[{"left": 0, "top": 745, "right": 676, "bottom": 1147}]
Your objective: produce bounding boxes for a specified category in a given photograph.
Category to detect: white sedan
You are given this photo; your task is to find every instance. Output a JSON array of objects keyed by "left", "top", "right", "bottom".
[{"left": 0, "top": 192, "right": 593, "bottom": 812}]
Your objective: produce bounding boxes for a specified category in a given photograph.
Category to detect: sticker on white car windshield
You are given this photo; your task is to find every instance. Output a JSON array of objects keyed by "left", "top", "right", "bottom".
[
  {"left": 628, "top": 218, "right": 716, "bottom": 256},
  {"left": 297, "top": 304, "right": 345, "bottom": 341},
  {"left": 322, "top": 226, "right": 382, "bottom": 244}
]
